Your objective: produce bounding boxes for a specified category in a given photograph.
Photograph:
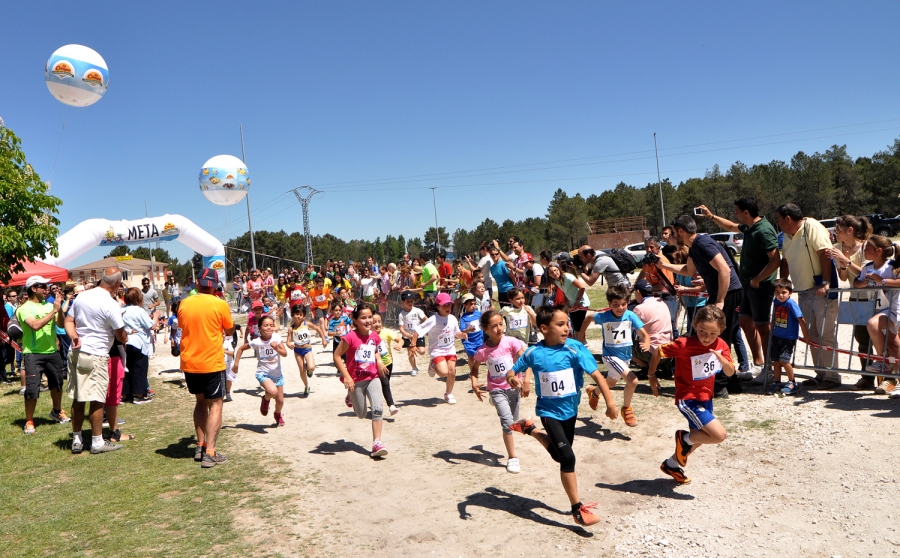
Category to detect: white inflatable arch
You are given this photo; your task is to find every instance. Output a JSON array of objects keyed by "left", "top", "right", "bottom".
[{"left": 44, "top": 214, "right": 226, "bottom": 280}]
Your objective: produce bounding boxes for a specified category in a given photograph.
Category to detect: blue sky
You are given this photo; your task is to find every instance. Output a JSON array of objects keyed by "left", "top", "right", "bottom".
[{"left": 3, "top": 2, "right": 900, "bottom": 267}]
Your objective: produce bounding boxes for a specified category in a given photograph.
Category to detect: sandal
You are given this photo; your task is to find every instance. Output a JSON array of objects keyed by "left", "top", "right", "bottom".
[
  {"left": 109, "top": 429, "right": 135, "bottom": 442},
  {"left": 622, "top": 406, "right": 638, "bottom": 427}
]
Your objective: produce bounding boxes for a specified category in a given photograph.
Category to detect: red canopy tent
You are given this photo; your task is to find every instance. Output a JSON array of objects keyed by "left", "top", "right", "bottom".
[{"left": 5, "top": 260, "right": 70, "bottom": 287}]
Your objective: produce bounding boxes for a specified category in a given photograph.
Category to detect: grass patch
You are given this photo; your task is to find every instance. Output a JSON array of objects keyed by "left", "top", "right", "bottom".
[
  {"left": 740, "top": 418, "right": 779, "bottom": 431},
  {"left": 0, "top": 373, "right": 287, "bottom": 558}
]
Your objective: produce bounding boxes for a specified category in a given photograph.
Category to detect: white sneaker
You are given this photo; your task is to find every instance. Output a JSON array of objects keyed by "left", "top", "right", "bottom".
[
  {"left": 736, "top": 365, "right": 757, "bottom": 381},
  {"left": 18, "top": 386, "right": 26, "bottom": 396},
  {"left": 751, "top": 367, "right": 774, "bottom": 385},
  {"left": 411, "top": 367, "right": 419, "bottom": 376},
  {"left": 428, "top": 364, "right": 436, "bottom": 378},
  {"left": 389, "top": 405, "right": 399, "bottom": 416},
  {"left": 506, "top": 457, "right": 521, "bottom": 474},
  {"left": 444, "top": 393, "right": 457, "bottom": 405}
]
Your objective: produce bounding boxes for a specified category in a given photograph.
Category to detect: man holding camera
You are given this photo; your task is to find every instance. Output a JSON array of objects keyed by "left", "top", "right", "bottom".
[
  {"left": 696, "top": 198, "right": 781, "bottom": 384},
  {"left": 635, "top": 237, "right": 678, "bottom": 335}
]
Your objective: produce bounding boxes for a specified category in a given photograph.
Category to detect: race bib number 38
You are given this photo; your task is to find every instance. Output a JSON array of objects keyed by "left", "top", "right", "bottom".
[
  {"left": 355, "top": 345, "right": 376, "bottom": 365},
  {"left": 602, "top": 321, "right": 632, "bottom": 346},
  {"left": 539, "top": 368, "right": 576, "bottom": 398},
  {"left": 691, "top": 353, "right": 720, "bottom": 380}
]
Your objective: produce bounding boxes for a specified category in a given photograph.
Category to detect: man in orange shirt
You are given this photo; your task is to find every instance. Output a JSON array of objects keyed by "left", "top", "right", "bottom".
[
  {"left": 178, "top": 268, "right": 235, "bottom": 468},
  {"left": 308, "top": 276, "right": 332, "bottom": 340},
  {"left": 636, "top": 237, "right": 678, "bottom": 335}
]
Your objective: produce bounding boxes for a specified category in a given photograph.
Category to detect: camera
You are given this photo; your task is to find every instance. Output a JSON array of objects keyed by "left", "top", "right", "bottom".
[
  {"left": 694, "top": 207, "right": 703, "bottom": 216},
  {"left": 640, "top": 253, "right": 659, "bottom": 267}
]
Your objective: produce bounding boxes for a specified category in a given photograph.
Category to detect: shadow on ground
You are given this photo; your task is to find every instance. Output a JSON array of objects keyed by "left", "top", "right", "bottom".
[
  {"left": 434, "top": 444, "right": 505, "bottom": 467},
  {"left": 458, "top": 487, "right": 592, "bottom": 537}
]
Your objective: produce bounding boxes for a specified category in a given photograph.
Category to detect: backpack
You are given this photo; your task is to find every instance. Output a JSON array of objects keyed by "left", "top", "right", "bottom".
[
  {"left": 7, "top": 309, "right": 22, "bottom": 342},
  {"left": 606, "top": 248, "right": 638, "bottom": 275}
]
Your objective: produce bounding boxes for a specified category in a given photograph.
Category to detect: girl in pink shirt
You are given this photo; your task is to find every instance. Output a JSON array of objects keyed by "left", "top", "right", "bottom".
[
  {"left": 469, "top": 310, "right": 529, "bottom": 474},
  {"left": 333, "top": 305, "right": 389, "bottom": 458}
]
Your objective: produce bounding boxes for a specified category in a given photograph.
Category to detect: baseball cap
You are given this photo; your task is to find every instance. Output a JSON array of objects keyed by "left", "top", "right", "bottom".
[
  {"left": 73, "top": 285, "right": 85, "bottom": 294},
  {"left": 401, "top": 291, "right": 417, "bottom": 301},
  {"left": 633, "top": 279, "right": 654, "bottom": 295},
  {"left": 25, "top": 275, "right": 51, "bottom": 289},
  {"left": 519, "top": 252, "right": 534, "bottom": 263},
  {"left": 197, "top": 268, "right": 218, "bottom": 288},
  {"left": 251, "top": 300, "right": 264, "bottom": 309},
  {"left": 460, "top": 293, "right": 476, "bottom": 304},
  {"left": 555, "top": 252, "right": 572, "bottom": 263},
  {"left": 435, "top": 292, "right": 452, "bottom": 306}
]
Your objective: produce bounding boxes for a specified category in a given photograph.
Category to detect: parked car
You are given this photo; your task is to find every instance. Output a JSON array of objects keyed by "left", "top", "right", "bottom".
[
  {"left": 622, "top": 242, "right": 647, "bottom": 262},
  {"left": 865, "top": 214, "right": 900, "bottom": 238},
  {"left": 819, "top": 218, "right": 838, "bottom": 243},
  {"left": 708, "top": 232, "right": 743, "bottom": 258}
]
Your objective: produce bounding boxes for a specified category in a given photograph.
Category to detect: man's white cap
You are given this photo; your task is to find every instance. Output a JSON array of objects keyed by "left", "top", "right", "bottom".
[{"left": 25, "top": 275, "right": 51, "bottom": 289}]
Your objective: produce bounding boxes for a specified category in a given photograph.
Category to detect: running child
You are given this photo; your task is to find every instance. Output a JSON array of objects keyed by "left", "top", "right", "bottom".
[
  {"left": 506, "top": 305, "right": 618, "bottom": 527},
  {"left": 243, "top": 300, "right": 265, "bottom": 345},
  {"left": 397, "top": 291, "right": 427, "bottom": 375},
  {"left": 854, "top": 235, "right": 900, "bottom": 395},
  {"left": 372, "top": 311, "right": 400, "bottom": 416},
  {"left": 768, "top": 278, "right": 809, "bottom": 396},
  {"left": 224, "top": 326, "right": 240, "bottom": 402},
  {"left": 469, "top": 309, "right": 528, "bottom": 474},
  {"left": 579, "top": 284, "right": 651, "bottom": 427},
  {"left": 648, "top": 305, "right": 735, "bottom": 485},
  {"left": 500, "top": 287, "right": 535, "bottom": 345},
  {"left": 232, "top": 316, "right": 289, "bottom": 427},
  {"left": 411, "top": 292, "right": 468, "bottom": 404},
  {"left": 286, "top": 305, "right": 315, "bottom": 396},
  {"left": 309, "top": 276, "right": 332, "bottom": 343},
  {"left": 325, "top": 300, "right": 352, "bottom": 352},
  {"left": 333, "top": 305, "right": 389, "bottom": 457},
  {"left": 459, "top": 293, "right": 484, "bottom": 381}
]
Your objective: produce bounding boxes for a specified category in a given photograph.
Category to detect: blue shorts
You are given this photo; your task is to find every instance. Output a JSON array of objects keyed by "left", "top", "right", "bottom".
[
  {"left": 465, "top": 349, "right": 477, "bottom": 359},
  {"left": 256, "top": 372, "right": 285, "bottom": 387},
  {"left": 677, "top": 399, "right": 715, "bottom": 431},
  {"left": 294, "top": 346, "right": 312, "bottom": 357}
]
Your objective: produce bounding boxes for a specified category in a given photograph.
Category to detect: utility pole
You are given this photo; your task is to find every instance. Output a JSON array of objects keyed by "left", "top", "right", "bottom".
[
  {"left": 290, "top": 186, "right": 322, "bottom": 266},
  {"left": 240, "top": 124, "right": 257, "bottom": 270},
  {"left": 430, "top": 187, "right": 441, "bottom": 253},
  {"left": 654, "top": 133, "right": 666, "bottom": 228}
]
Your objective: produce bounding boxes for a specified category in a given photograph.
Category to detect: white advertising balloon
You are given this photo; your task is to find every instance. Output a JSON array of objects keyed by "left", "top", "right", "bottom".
[
  {"left": 45, "top": 45, "right": 109, "bottom": 107},
  {"left": 199, "top": 155, "right": 250, "bottom": 206}
]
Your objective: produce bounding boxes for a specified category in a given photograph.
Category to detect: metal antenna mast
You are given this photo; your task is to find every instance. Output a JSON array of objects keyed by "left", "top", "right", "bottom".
[{"left": 290, "top": 186, "right": 322, "bottom": 266}]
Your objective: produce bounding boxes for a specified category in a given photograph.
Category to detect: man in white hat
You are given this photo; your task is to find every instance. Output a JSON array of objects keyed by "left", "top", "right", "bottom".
[{"left": 17, "top": 275, "right": 68, "bottom": 435}]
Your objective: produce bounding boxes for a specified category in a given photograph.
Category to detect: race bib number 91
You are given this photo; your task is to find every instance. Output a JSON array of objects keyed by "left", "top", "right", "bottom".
[
  {"left": 691, "top": 353, "right": 720, "bottom": 380},
  {"left": 539, "top": 368, "right": 576, "bottom": 398}
]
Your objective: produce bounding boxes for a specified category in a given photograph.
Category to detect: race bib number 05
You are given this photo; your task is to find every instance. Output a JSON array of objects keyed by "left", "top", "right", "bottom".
[
  {"left": 602, "top": 321, "right": 632, "bottom": 346},
  {"left": 487, "top": 355, "right": 514, "bottom": 379},
  {"left": 691, "top": 353, "right": 720, "bottom": 381},
  {"left": 539, "top": 368, "right": 576, "bottom": 398}
]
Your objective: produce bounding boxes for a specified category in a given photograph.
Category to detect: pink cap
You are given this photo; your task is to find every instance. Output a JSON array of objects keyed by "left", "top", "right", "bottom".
[{"left": 435, "top": 292, "right": 452, "bottom": 306}]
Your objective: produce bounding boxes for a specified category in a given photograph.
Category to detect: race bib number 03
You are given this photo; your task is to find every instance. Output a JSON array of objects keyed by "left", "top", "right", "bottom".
[
  {"left": 691, "top": 353, "right": 720, "bottom": 381},
  {"left": 487, "top": 355, "right": 514, "bottom": 379},
  {"left": 602, "top": 321, "right": 632, "bottom": 346},
  {"left": 539, "top": 368, "right": 576, "bottom": 398}
]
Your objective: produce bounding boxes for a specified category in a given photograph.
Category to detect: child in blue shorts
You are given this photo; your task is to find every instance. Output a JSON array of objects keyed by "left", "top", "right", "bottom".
[
  {"left": 648, "top": 306, "right": 735, "bottom": 484},
  {"left": 580, "top": 284, "right": 650, "bottom": 427},
  {"left": 233, "top": 316, "right": 289, "bottom": 427},
  {"left": 286, "top": 304, "right": 315, "bottom": 397},
  {"left": 459, "top": 293, "right": 484, "bottom": 379},
  {"left": 507, "top": 305, "right": 618, "bottom": 527},
  {"left": 769, "top": 279, "right": 809, "bottom": 395}
]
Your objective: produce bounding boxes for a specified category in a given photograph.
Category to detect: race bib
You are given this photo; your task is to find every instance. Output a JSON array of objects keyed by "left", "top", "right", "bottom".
[
  {"left": 538, "top": 368, "right": 576, "bottom": 398},
  {"left": 691, "top": 353, "right": 720, "bottom": 381},
  {"left": 438, "top": 328, "right": 454, "bottom": 349},
  {"left": 487, "top": 355, "right": 514, "bottom": 379},
  {"left": 355, "top": 344, "right": 376, "bottom": 365},
  {"left": 291, "top": 290, "right": 304, "bottom": 301},
  {"left": 508, "top": 315, "right": 527, "bottom": 330},
  {"left": 259, "top": 345, "right": 277, "bottom": 361},
  {"left": 469, "top": 321, "right": 481, "bottom": 331},
  {"left": 378, "top": 340, "right": 388, "bottom": 356},
  {"left": 293, "top": 328, "right": 310, "bottom": 346},
  {"left": 602, "top": 321, "right": 632, "bottom": 346},
  {"left": 315, "top": 294, "right": 326, "bottom": 303}
]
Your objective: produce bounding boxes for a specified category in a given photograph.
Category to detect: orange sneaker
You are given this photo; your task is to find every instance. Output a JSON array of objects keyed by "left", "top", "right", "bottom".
[
  {"left": 622, "top": 406, "right": 637, "bottom": 427},
  {"left": 660, "top": 460, "right": 691, "bottom": 484},
  {"left": 509, "top": 417, "right": 535, "bottom": 435},
  {"left": 674, "top": 430, "right": 694, "bottom": 467},
  {"left": 875, "top": 379, "right": 897, "bottom": 395},
  {"left": 586, "top": 386, "right": 599, "bottom": 411},
  {"left": 573, "top": 502, "right": 601, "bottom": 526}
]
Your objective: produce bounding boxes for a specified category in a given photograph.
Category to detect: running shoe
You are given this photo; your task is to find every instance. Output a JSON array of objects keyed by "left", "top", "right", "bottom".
[
  {"left": 875, "top": 378, "right": 897, "bottom": 395},
  {"left": 506, "top": 457, "right": 521, "bottom": 474},
  {"left": 852, "top": 376, "right": 875, "bottom": 391},
  {"left": 444, "top": 393, "right": 457, "bottom": 405},
  {"left": 71, "top": 440, "right": 83, "bottom": 455},
  {"left": 132, "top": 395, "right": 153, "bottom": 405},
  {"left": 304, "top": 386, "right": 310, "bottom": 396},
  {"left": 49, "top": 409, "right": 71, "bottom": 424},
  {"left": 90, "top": 440, "right": 124, "bottom": 454},
  {"left": 572, "top": 502, "right": 601, "bottom": 526},
  {"left": 674, "top": 430, "right": 694, "bottom": 467},
  {"left": 586, "top": 385, "right": 599, "bottom": 411},
  {"left": 765, "top": 381, "right": 784, "bottom": 395},
  {"left": 260, "top": 395, "right": 270, "bottom": 416},
  {"left": 307, "top": 368, "right": 314, "bottom": 378},
  {"left": 23, "top": 420, "right": 35, "bottom": 435},
  {"left": 147, "top": 389, "right": 156, "bottom": 397},
  {"left": 345, "top": 393, "right": 353, "bottom": 408},
  {"left": 866, "top": 362, "right": 886, "bottom": 374},
  {"left": 389, "top": 405, "right": 399, "bottom": 416},
  {"left": 224, "top": 393, "right": 233, "bottom": 402},
  {"left": 509, "top": 417, "right": 534, "bottom": 435},
  {"left": 781, "top": 381, "right": 800, "bottom": 396},
  {"left": 18, "top": 386, "right": 25, "bottom": 396},
  {"left": 890, "top": 391, "right": 900, "bottom": 400},
  {"left": 660, "top": 460, "right": 691, "bottom": 484},
  {"left": 195, "top": 445, "right": 206, "bottom": 462},
  {"left": 621, "top": 406, "right": 637, "bottom": 427},
  {"left": 371, "top": 440, "right": 388, "bottom": 458},
  {"left": 201, "top": 451, "right": 227, "bottom": 468},
  {"left": 274, "top": 412, "right": 285, "bottom": 427},
  {"left": 428, "top": 363, "right": 436, "bottom": 378},
  {"left": 410, "top": 367, "right": 418, "bottom": 376}
]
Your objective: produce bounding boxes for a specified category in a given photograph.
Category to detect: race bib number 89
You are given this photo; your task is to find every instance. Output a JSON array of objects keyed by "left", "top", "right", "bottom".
[
  {"left": 539, "top": 368, "right": 576, "bottom": 398},
  {"left": 691, "top": 353, "right": 720, "bottom": 380}
]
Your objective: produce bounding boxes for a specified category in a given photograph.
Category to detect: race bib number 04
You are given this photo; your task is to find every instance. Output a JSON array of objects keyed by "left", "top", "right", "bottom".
[
  {"left": 539, "top": 368, "right": 576, "bottom": 398},
  {"left": 602, "top": 321, "right": 632, "bottom": 346},
  {"left": 691, "top": 353, "right": 720, "bottom": 381}
]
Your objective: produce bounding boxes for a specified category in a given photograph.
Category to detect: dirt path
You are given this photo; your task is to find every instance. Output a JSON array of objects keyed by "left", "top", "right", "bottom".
[{"left": 151, "top": 327, "right": 899, "bottom": 557}]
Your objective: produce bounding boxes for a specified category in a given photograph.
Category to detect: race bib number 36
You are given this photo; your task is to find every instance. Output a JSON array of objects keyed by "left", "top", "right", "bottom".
[
  {"left": 691, "top": 353, "right": 720, "bottom": 381},
  {"left": 602, "top": 321, "right": 632, "bottom": 346},
  {"left": 539, "top": 368, "right": 576, "bottom": 398}
]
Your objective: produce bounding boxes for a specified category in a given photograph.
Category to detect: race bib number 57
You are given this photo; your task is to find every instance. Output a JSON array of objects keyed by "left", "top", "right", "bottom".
[{"left": 539, "top": 368, "right": 576, "bottom": 398}]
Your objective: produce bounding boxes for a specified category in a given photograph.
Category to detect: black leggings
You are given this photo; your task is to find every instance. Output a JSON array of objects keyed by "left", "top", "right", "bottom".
[
  {"left": 380, "top": 363, "right": 394, "bottom": 407},
  {"left": 569, "top": 310, "right": 587, "bottom": 336},
  {"left": 540, "top": 416, "right": 577, "bottom": 473}
]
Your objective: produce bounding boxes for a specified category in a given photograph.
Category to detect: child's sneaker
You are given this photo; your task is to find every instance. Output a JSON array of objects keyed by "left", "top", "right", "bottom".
[
  {"left": 506, "top": 457, "right": 521, "bottom": 474},
  {"left": 23, "top": 420, "right": 35, "bottom": 435},
  {"left": 410, "top": 367, "right": 419, "bottom": 376},
  {"left": 274, "top": 412, "right": 285, "bottom": 427},
  {"left": 875, "top": 378, "right": 897, "bottom": 395},
  {"left": 444, "top": 393, "right": 457, "bottom": 405},
  {"left": 621, "top": 406, "right": 637, "bottom": 427},
  {"left": 371, "top": 440, "right": 387, "bottom": 458},
  {"left": 572, "top": 502, "right": 601, "bottom": 526},
  {"left": 781, "top": 381, "right": 800, "bottom": 396},
  {"left": 674, "top": 430, "right": 694, "bottom": 467},
  {"left": 303, "top": 386, "right": 311, "bottom": 396},
  {"left": 260, "top": 395, "right": 270, "bottom": 416},
  {"left": 224, "top": 393, "right": 233, "bottom": 402},
  {"left": 345, "top": 393, "right": 353, "bottom": 408},
  {"left": 389, "top": 405, "right": 399, "bottom": 416},
  {"left": 585, "top": 385, "right": 599, "bottom": 411},
  {"left": 509, "top": 417, "right": 535, "bottom": 435},
  {"left": 660, "top": 460, "right": 691, "bottom": 484},
  {"left": 765, "top": 381, "right": 784, "bottom": 395},
  {"left": 428, "top": 363, "right": 436, "bottom": 378}
]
